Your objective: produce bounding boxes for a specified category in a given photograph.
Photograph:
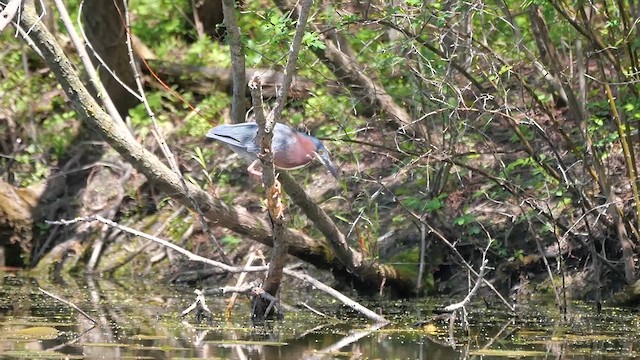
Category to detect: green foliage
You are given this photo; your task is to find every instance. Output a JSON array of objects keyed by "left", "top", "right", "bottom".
[
  {"left": 14, "top": 145, "right": 48, "bottom": 187},
  {"left": 302, "top": 32, "right": 325, "bottom": 50},
  {"left": 130, "top": 0, "right": 192, "bottom": 45},
  {"left": 41, "top": 111, "right": 78, "bottom": 160},
  {"left": 191, "top": 146, "right": 215, "bottom": 186},
  {"left": 186, "top": 37, "right": 231, "bottom": 66},
  {"left": 403, "top": 193, "right": 447, "bottom": 214},
  {"left": 221, "top": 235, "right": 242, "bottom": 250},
  {"left": 178, "top": 95, "right": 230, "bottom": 138},
  {"left": 491, "top": 240, "right": 510, "bottom": 259},
  {"left": 511, "top": 249, "right": 525, "bottom": 262},
  {"left": 168, "top": 214, "right": 192, "bottom": 240},
  {"left": 0, "top": 32, "right": 78, "bottom": 186}
]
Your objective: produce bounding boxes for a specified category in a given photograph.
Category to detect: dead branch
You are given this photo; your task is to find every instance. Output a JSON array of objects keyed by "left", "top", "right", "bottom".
[
  {"left": 250, "top": 0, "right": 313, "bottom": 319},
  {"left": 0, "top": 0, "right": 21, "bottom": 33},
  {"left": 46, "top": 215, "right": 264, "bottom": 273},
  {"left": 181, "top": 289, "right": 213, "bottom": 321},
  {"left": 304, "top": 321, "right": 388, "bottom": 360},
  {"left": 279, "top": 173, "right": 362, "bottom": 274},
  {"left": 225, "top": 252, "right": 261, "bottom": 317},
  {"left": 250, "top": 77, "right": 288, "bottom": 318},
  {"left": 52, "top": 0, "right": 124, "bottom": 126}
]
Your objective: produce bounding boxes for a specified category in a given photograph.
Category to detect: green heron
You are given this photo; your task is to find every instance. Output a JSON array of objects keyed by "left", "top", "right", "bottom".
[{"left": 206, "top": 122, "right": 340, "bottom": 179}]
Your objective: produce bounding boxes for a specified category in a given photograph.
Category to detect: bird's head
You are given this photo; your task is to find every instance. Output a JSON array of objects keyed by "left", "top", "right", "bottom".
[{"left": 308, "top": 136, "right": 340, "bottom": 179}]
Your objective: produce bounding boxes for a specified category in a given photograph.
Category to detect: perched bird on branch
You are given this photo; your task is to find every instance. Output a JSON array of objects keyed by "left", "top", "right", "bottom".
[{"left": 206, "top": 122, "right": 340, "bottom": 179}]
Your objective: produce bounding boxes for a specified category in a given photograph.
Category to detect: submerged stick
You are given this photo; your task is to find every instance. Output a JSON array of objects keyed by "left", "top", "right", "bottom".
[{"left": 38, "top": 287, "right": 97, "bottom": 325}]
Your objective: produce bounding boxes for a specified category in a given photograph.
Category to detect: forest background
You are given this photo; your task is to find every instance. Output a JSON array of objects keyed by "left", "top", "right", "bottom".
[{"left": 2, "top": 0, "right": 640, "bottom": 312}]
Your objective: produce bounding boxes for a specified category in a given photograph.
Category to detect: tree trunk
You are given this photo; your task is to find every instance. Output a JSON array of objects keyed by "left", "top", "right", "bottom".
[
  {"left": 192, "top": 0, "right": 225, "bottom": 39},
  {"left": 82, "top": 0, "right": 138, "bottom": 117}
]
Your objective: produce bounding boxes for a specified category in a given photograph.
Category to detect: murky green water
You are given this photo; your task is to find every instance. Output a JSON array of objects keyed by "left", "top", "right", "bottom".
[{"left": 1, "top": 272, "right": 639, "bottom": 359}]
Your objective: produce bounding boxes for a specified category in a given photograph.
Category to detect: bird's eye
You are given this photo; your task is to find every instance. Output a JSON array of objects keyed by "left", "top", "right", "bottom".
[{"left": 318, "top": 149, "right": 325, "bottom": 156}]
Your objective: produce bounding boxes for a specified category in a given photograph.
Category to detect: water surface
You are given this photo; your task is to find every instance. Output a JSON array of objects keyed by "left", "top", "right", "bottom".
[{"left": 0, "top": 272, "right": 637, "bottom": 359}]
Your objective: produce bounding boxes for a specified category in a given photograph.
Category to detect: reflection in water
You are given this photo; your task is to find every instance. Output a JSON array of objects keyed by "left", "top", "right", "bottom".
[{"left": 0, "top": 272, "right": 638, "bottom": 359}]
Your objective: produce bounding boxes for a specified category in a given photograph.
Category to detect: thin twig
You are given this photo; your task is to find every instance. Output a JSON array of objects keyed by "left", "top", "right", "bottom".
[
  {"left": 225, "top": 252, "right": 260, "bottom": 318},
  {"left": 181, "top": 289, "right": 212, "bottom": 322},
  {"left": 416, "top": 215, "right": 427, "bottom": 293},
  {"left": 443, "top": 239, "right": 492, "bottom": 312},
  {"left": 46, "top": 215, "right": 262, "bottom": 273},
  {"left": 299, "top": 302, "right": 329, "bottom": 318},
  {"left": 284, "top": 269, "right": 387, "bottom": 323},
  {"left": 101, "top": 206, "right": 187, "bottom": 274},
  {"left": 267, "top": 0, "right": 314, "bottom": 123},
  {"left": 304, "top": 321, "right": 388, "bottom": 360},
  {"left": 77, "top": 0, "right": 142, "bottom": 102}
]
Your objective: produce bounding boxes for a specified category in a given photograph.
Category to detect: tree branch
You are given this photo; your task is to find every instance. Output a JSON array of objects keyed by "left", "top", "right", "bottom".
[
  {"left": 18, "top": 2, "right": 416, "bottom": 296},
  {"left": 272, "top": 0, "right": 424, "bottom": 138}
]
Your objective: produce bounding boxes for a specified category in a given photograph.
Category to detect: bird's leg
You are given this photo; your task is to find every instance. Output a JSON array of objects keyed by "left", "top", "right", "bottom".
[{"left": 247, "top": 159, "right": 263, "bottom": 181}]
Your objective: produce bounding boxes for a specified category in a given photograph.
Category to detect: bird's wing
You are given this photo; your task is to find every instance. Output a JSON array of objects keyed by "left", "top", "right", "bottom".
[
  {"left": 242, "top": 123, "right": 299, "bottom": 154},
  {"left": 272, "top": 123, "right": 299, "bottom": 150},
  {"left": 206, "top": 123, "right": 258, "bottom": 150},
  {"left": 207, "top": 122, "right": 300, "bottom": 155}
]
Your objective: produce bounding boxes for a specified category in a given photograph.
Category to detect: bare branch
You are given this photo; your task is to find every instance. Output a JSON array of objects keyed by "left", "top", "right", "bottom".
[
  {"left": 280, "top": 173, "right": 361, "bottom": 274},
  {"left": 77, "top": 0, "right": 142, "bottom": 102},
  {"left": 443, "top": 239, "right": 492, "bottom": 312},
  {"left": 0, "top": 0, "right": 20, "bottom": 33},
  {"left": 267, "top": 0, "right": 313, "bottom": 124}
]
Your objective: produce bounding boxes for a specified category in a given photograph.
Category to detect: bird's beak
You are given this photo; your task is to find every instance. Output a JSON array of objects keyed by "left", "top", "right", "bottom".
[{"left": 314, "top": 152, "right": 341, "bottom": 179}]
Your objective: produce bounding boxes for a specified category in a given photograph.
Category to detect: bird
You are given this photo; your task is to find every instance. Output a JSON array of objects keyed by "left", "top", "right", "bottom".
[{"left": 206, "top": 122, "right": 340, "bottom": 179}]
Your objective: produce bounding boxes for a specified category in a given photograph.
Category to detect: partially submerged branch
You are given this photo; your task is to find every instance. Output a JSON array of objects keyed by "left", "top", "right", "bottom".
[
  {"left": 39, "top": 287, "right": 97, "bottom": 325},
  {"left": 249, "top": 0, "right": 313, "bottom": 319},
  {"left": 47, "top": 215, "right": 387, "bottom": 323}
]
